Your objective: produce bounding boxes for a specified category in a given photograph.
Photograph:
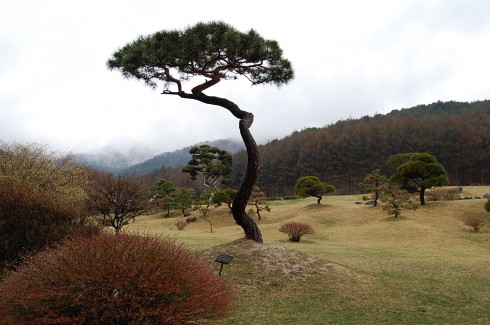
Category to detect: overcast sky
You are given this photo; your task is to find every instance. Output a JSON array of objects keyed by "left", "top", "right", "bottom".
[{"left": 1, "top": 0, "right": 489, "bottom": 159}]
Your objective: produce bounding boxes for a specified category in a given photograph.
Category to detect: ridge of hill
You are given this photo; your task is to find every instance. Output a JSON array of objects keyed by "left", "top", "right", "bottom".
[
  {"left": 389, "top": 99, "right": 490, "bottom": 117},
  {"left": 122, "top": 138, "right": 244, "bottom": 176}
]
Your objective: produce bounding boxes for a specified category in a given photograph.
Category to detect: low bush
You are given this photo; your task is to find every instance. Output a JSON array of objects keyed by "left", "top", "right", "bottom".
[
  {"left": 426, "top": 187, "right": 461, "bottom": 201},
  {"left": 0, "top": 233, "right": 232, "bottom": 324},
  {"left": 0, "top": 177, "right": 100, "bottom": 265},
  {"left": 175, "top": 221, "right": 188, "bottom": 230},
  {"left": 465, "top": 216, "right": 485, "bottom": 232},
  {"left": 279, "top": 221, "right": 315, "bottom": 242}
]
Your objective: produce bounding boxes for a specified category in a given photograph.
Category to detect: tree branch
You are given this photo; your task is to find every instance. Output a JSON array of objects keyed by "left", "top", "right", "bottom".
[
  {"left": 164, "top": 68, "right": 183, "bottom": 93},
  {"left": 191, "top": 77, "right": 220, "bottom": 94}
]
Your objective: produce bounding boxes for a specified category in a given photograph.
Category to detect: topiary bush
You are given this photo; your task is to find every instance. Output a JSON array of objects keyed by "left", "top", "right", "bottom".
[
  {"left": 279, "top": 221, "right": 315, "bottom": 242},
  {"left": 0, "top": 233, "right": 232, "bottom": 324}
]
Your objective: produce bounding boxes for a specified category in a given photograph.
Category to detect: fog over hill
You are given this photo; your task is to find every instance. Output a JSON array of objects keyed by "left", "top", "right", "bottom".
[
  {"left": 74, "top": 145, "right": 156, "bottom": 172},
  {"left": 75, "top": 138, "right": 244, "bottom": 173}
]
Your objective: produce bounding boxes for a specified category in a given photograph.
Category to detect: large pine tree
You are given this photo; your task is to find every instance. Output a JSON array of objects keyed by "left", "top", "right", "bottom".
[{"left": 108, "top": 21, "right": 294, "bottom": 242}]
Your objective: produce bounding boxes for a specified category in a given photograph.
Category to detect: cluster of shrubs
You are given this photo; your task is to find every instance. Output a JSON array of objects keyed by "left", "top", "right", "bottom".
[
  {"left": 0, "top": 143, "right": 100, "bottom": 268},
  {"left": 0, "top": 177, "right": 101, "bottom": 266},
  {"left": 425, "top": 187, "right": 463, "bottom": 201},
  {"left": 0, "top": 233, "right": 232, "bottom": 323},
  {"left": 0, "top": 143, "right": 232, "bottom": 323}
]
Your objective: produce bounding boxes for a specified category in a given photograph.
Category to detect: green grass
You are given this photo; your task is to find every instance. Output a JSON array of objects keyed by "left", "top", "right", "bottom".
[{"left": 127, "top": 188, "right": 490, "bottom": 324}]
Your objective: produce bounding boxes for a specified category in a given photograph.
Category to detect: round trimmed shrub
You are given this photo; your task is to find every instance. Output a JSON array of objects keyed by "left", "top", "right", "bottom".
[
  {"left": 279, "top": 221, "right": 315, "bottom": 242},
  {"left": 0, "top": 233, "right": 232, "bottom": 324},
  {"left": 465, "top": 216, "right": 485, "bottom": 232}
]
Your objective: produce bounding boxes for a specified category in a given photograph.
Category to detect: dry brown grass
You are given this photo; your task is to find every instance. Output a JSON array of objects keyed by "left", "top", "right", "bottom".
[{"left": 125, "top": 187, "right": 490, "bottom": 324}]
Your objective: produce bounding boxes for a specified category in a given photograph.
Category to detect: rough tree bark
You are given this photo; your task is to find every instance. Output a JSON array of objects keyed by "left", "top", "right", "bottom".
[
  {"left": 419, "top": 189, "right": 426, "bottom": 206},
  {"left": 177, "top": 91, "right": 263, "bottom": 242}
]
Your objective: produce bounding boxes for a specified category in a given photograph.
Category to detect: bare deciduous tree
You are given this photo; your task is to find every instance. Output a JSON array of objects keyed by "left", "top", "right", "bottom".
[{"left": 87, "top": 172, "right": 148, "bottom": 233}]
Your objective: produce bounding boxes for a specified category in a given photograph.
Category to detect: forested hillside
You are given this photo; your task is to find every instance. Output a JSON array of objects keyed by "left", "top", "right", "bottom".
[
  {"left": 122, "top": 139, "right": 244, "bottom": 176},
  {"left": 251, "top": 100, "right": 490, "bottom": 196},
  {"left": 139, "top": 100, "right": 490, "bottom": 196}
]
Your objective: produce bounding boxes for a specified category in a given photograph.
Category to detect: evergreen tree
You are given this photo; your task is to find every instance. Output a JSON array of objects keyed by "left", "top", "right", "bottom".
[
  {"left": 295, "top": 176, "right": 335, "bottom": 204},
  {"left": 108, "top": 21, "right": 294, "bottom": 242},
  {"left": 390, "top": 153, "right": 449, "bottom": 205}
]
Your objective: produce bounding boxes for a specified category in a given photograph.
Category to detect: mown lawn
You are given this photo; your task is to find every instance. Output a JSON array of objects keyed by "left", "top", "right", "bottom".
[{"left": 127, "top": 186, "right": 490, "bottom": 324}]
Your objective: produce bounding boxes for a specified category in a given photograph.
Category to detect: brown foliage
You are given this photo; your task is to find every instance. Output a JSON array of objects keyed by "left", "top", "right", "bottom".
[
  {"left": 425, "top": 187, "right": 461, "bottom": 201},
  {"left": 255, "top": 102, "right": 490, "bottom": 196},
  {"left": 465, "top": 216, "right": 485, "bottom": 232},
  {"left": 279, "top": 221, "right": 315, "bottom": 242},
  {"left": 175, "top": 221, "right": 188, "bottom": 230},
  {"left": 0, "top": 142, "right": 90, "bottom": 202},
  {"left": 380, "top": 183, "right": 417, "bottom": 218},
  {"left": 86, "top": 172, "right": 149, "bottom": 233},
  {"left": 0, "top": 142, "right": 100, "bottom": 265},
  {"left": 0, "top": 177, "right": 100, "bottom": 265},
  {"left": 0, "top": 233, "right": 232, "bottom": 324}
]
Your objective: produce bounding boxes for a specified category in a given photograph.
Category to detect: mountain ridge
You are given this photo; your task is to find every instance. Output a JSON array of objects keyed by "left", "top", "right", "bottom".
[
  {"left": 76, "top": 138, "right": 244, "bottom": 174},
  {"left": 122, "top": 138, "right": 244, "bottom": 176}
]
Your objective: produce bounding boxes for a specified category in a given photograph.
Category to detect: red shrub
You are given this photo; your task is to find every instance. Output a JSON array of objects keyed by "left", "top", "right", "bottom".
[
  {"left": 465, "top": 216, "right": 485, "bottom": 232},
  {"left": 279, "top": 221, "right": 315, "bottom": 242},
  {"left": 0, "top": 233, "right": 232, "bottom": 324}
]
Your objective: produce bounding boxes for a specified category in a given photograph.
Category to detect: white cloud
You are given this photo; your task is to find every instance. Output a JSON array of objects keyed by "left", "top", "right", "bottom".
[{"left": 1, "top": 0, "right": 489, "bottom": 158}]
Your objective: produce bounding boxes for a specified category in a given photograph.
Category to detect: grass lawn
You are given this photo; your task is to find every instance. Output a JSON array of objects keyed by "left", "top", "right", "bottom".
[{"left": 126, "top": 186, "right": 490, "bottom": 324}]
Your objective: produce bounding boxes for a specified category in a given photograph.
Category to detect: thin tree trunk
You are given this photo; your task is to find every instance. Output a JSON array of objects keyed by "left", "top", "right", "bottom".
[{"left": 254, "top": 202, "right": 262, "bottom": 220}]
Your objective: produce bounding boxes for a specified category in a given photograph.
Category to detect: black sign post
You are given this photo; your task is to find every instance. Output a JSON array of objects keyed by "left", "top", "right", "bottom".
[{"left": 215, "top": 254, "right": 233, "bottom": 276}]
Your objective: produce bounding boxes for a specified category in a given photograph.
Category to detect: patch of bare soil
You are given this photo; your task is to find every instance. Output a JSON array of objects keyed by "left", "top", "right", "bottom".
[{"left": 199, "top": 238, "right": 376, "bottom": 297}]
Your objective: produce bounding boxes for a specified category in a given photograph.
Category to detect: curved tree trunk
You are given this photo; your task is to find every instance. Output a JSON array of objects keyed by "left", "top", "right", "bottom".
[
  {"left": 178, "top": 92, "right": 263, "bottom": 242},
  {"left": 315, "top": 195, "right": 322, "bottom": 204},
  {"left": 231, "top": 113, "right": 263, "bottom": 242}
]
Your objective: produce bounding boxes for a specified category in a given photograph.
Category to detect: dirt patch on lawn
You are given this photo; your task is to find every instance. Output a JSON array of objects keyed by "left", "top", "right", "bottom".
[{"left": 199, "top": 238, "right": 376, "bottom": 298}]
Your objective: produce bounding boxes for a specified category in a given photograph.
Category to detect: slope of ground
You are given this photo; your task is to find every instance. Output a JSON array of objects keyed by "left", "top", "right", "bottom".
[{"left": 126, "top": 186, "right": 490, "bottom": 324}]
